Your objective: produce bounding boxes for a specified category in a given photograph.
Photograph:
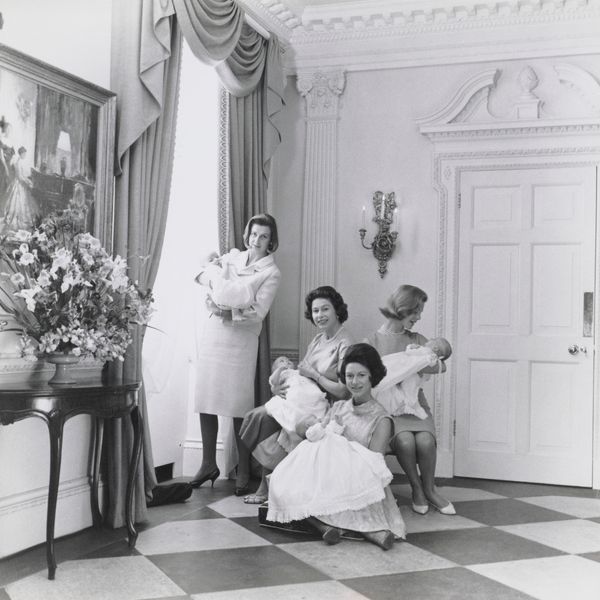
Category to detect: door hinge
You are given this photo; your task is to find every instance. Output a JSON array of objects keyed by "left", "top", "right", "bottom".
[
  {"left": 458, "top": 193, "right": 461, "bottom": 209},
  {"left": 453, "top": 420, "right": 456, "bottom": 436}
]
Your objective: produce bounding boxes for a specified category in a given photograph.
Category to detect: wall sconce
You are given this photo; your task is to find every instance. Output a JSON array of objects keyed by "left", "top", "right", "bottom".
[{"left": 359, "top": 191, "right": 398, "bottom": 278}]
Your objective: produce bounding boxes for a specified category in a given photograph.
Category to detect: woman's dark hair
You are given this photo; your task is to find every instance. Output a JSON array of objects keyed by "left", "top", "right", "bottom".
[
  {"left": 243, "top": 213, "right": 279, "bottom": 253},
  {"left": 304, "top": 285, "right": 348, "bottom": 324},
  {"left": 339, "top": 343, "right": 387, "bottom": 388},
  {"left": 379, "top": 284, "right": 428, "bottom": 321}
]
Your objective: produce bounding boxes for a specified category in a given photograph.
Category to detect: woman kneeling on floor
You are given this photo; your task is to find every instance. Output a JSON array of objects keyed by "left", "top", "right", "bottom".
[{"left": 266, "top": 343, "right": 406, "bottom": 550}]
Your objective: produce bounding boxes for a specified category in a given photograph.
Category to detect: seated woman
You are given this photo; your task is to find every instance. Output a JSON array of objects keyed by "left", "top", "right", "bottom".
[
  {"left": 367, "top": 285, "right": 455, "bottom": 516},
  {"left": 267, "top": 343, "right": 406, "bottom": 550},
  {"left": 239, "top": 285, "right": 354, "bottom": 503}
]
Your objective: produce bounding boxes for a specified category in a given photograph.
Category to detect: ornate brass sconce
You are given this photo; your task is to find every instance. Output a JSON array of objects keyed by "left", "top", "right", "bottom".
[{"left": 359, "top": 191, "right": 398, "bottom": 278}]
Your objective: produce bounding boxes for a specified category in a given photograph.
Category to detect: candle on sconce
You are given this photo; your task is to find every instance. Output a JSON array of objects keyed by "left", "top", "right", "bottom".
[
  {"left": 361, "top": 205, "right": 366, "bottom": 228},
  {"left": 379, "top": 196, "right": 385, "bottom": 219}
]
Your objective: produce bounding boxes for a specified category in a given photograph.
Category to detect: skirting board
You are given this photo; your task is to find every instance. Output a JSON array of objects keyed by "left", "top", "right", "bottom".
[
  {"left": 0, "top": 477, "right": 103, "bottom": 559},
  {"left": 182, "top": 438, "right": 227, "bottom": 479}
]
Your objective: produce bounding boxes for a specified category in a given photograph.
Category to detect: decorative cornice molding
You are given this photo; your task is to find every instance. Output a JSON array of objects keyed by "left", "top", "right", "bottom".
[{"left": 239, "top": 0, "right": 600, "bottom": 41}]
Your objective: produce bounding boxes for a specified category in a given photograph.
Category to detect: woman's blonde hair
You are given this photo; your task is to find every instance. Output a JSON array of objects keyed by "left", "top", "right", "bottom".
[{"left": 379, "top": 284, "right": 428, "bottom": 321}]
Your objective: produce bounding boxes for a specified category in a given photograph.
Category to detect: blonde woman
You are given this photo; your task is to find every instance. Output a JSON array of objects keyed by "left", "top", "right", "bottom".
[{"left": 367, "top": 285, "right": 455, "bottom": 515}]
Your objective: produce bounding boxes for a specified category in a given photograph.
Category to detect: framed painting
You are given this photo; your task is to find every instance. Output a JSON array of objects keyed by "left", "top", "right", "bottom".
[
  {"left": 0, "top": 43, "right": 116, "bottom": 361},
  {"left": 0, "top": 43, "right": 116, "bottom": 245}
]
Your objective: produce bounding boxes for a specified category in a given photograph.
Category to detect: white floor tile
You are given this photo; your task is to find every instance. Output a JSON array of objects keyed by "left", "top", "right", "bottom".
[
  {"left": 5, "top": 556, "right": 184, "bottom": 600},
  {"left": 469, "top": 555, "right": 600, "bottom": 600},
  {"left": 191, "top": 580, "right": 369, "bottom": 600},
  {"left": 135, "top": 518, "right": 270, "bottom": 555},
  {"left": 498, "top": 519, "right": 600, "bottom": 554},
  {"left": 207, "top": 495, "right": 264, "bottom": 518},
  {"left": 279, "top": 539, "right": 455, "bottom": 580},
  {"left": 391, "top": 484, "right": 505, "bottom": 502},
  {"left": 518, "top": 496, "right": 600, "bottom": 518},
  {"left": 399, "top": 505, "right": 485, "bottom": 533}
]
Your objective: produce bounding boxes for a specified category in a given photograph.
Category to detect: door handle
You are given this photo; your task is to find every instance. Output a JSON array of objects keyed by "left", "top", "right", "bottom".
[{"left": 568, "top": 345, "right": 587, "bottom": 355}]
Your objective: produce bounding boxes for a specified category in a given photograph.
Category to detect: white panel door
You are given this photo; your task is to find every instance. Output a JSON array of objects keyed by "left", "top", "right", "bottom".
[{"left": 454, "top": 167, "right": 596, "bottom": 486}]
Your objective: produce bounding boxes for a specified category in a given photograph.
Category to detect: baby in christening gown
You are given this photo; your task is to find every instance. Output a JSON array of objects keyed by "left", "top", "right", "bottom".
[
  {"left": 373, "top": 337, "right": 452, "bottom": 419},
  {"left": 201, "top": 249, "right": 253, "bottom": 321},
  {"left": 267, "top": 405, "right": 397, "bottom": 528},
  {"left": 264, "top": 356, "right": 329, "bottom": 453}
]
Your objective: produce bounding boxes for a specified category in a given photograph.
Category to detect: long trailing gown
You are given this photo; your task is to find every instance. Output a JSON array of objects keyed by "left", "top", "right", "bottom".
[
  {"left": 267, "top": 398, "right": 406, "bottom": 539},
  {"left": 3, "top": 157, "right": 38, "bottom": 231}
]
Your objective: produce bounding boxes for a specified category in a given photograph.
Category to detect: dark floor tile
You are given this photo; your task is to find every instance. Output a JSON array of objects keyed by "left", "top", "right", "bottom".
[
  {"left": 447, "top": 478, "right": 598, "bottom": 499},
  {"left": 455, "top": 498, "right": 573, "bottom": 526},
  {"left": 408, "top": 527, "right": 563, "bottom": 565},
  {"left": 231, "top": 516, "right": 321, "bottom": 544},
  {"left": 148, "top": 546, "right": 329, "bottom": 594},
  {"left": 580, "top": 551, "right": 600, "bottom": 563},
  {"left": 139, "top": 597, "right": 192, "bottom": 600},
  {"left": 344, "top": 567, "right": 536, "bottom": 600},
  {"left": 80, "top": 539, "right": 141, "bottom": 560},
  {"left": 173, "top": 506, "right": 223, "bottom": 521},
  {"left": 0, "top": 525, "right": 125, "bottom": 587}
]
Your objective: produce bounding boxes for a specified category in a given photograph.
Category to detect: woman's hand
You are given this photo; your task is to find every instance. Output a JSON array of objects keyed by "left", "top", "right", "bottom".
[
  {"left": 271, "top": 378, "right": 290, "bottom": 398},
  {"left": 298, "top": 363, "right": 320, "bottom": 382}
]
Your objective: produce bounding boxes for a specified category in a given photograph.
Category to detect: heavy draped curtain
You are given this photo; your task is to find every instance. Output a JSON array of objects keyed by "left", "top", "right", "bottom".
[{"left": 107, "top": 0, "right": 284, "bottom": 525}]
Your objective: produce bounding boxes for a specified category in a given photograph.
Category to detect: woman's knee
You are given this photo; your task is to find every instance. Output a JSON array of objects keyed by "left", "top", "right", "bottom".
[
  {"left": 390, "top": 432, "right": 416, "bottom": 455},
  {"left": 415, "top": 431, "right": 437, "bottom": 453}
]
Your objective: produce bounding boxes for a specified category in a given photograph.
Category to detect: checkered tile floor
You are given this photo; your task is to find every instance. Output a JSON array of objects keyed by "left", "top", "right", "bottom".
[{"left": 2, "top": 477, "right": 600, "bottom": 600}]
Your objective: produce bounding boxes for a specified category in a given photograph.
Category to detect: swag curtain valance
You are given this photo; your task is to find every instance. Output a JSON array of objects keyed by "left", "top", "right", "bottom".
[
  {"left": 108, "top": 0, "right": 284, "bottom": 526},
  {"left": 117, "top": 0, "right": 284, "bottom": 169}
]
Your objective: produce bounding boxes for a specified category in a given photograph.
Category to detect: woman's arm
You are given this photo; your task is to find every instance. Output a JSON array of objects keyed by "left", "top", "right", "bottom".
[
  {"left": 233, "top": 268, "right": 281, "bottom": 324},
  {"left": 419, "top": 360, "right": 447, "bottom": 375},
  {"left": 298, "top": 362, "right": 349, "bottom": 399},
  {"left": 368, "top": 417, "right": 393, "bottom": 454}
]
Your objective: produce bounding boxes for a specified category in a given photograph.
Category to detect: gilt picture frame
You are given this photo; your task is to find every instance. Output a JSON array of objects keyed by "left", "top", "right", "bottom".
[
  {"left": 0, "top": 43, "right": 116, "bottom": 360},
  {"left": 0, "top": 43, "right": 116, "bottom": 246}
]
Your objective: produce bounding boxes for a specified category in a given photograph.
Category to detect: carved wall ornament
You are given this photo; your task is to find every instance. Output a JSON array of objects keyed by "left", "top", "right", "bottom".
[
  {"left": 555, "top": 63, "right": 600, "bottom": 116},
  {"left": 296, "top": 70, "right": 346, "bottom": 119},
  {"left": 418, "top": 65, "right": 600, "bottom": 141}
]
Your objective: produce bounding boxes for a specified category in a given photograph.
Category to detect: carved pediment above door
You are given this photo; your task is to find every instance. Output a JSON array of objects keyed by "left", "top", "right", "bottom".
[{"left": 417, "top": 63, "right": 600, "bottom": 146}]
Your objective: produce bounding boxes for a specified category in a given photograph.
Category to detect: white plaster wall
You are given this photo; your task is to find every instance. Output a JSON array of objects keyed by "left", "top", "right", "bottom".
[
  {"left": 0, "top": 0, "right": 113, "bottom": 558},
  {"left": 272, "top": 53, "right": 600, "bottom": 347},
  {"left": 269, "top": 53, "right": 600, "bottom": 479}
]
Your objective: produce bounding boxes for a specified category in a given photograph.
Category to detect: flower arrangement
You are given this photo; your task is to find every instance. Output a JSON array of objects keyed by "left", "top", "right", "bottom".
[{"left": 0, "top": 209, "right": 153, "bottom": 361}]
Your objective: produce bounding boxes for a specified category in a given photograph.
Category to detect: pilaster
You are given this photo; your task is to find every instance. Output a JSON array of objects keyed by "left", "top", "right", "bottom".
[{"left": 297, "top": 70, "right": 345, "bottom": 356}]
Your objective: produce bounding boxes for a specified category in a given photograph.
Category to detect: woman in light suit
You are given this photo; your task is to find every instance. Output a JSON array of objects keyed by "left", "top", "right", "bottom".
[{"left": 191, "top": 214, "right": 281, "bottom": 492}]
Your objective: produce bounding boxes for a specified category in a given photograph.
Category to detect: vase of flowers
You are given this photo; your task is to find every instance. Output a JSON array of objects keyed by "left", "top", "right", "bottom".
[{"left": 0, "top": 209, "right": 153, "bottom": 383}]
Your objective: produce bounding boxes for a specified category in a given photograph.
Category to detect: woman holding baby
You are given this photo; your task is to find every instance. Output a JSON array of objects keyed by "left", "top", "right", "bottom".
[
  {"left": 191, "top": 214, "right": 281, "bottom": 491},
  {"left": 239, "top": 285, "right": 354, "bottom": 503},
  {"left": 367, "top": 284, "right": 455, "bottom": 515}
]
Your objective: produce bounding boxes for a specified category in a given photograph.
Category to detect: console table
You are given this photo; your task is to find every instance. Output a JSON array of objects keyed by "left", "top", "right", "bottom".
[{"left": 0, "top": 378, "right": 142, "bottom": 579}]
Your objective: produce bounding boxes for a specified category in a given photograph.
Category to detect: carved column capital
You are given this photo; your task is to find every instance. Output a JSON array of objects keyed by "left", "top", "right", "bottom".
[{"left": 297, "top": 70, "right": 346, "bottom": 119}]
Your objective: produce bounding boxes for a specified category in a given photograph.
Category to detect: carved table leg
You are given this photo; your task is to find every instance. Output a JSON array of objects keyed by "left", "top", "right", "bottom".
[
  {"left": 46, "top": 412, "right": 65, "bottom": 580},
  {"left": 126, "top": 405, "right": 142, "bottom": 547},
  {"left": 90, "top": 417, "right": 105, "bottom": 527}
]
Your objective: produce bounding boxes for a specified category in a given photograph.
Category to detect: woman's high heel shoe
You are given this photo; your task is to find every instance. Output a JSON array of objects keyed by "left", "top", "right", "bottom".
[
  {"left": 431, "top": 501, "right": 456, "bottom": 515},
  {"left": 363, "top": 530, "right": 395, "bottom": 551},
  {"left": 190, "top": 467, "right": 220, "bottom": 489},
  {"left": 412, "top": 503, "right": 429, "bottom": 515}
]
